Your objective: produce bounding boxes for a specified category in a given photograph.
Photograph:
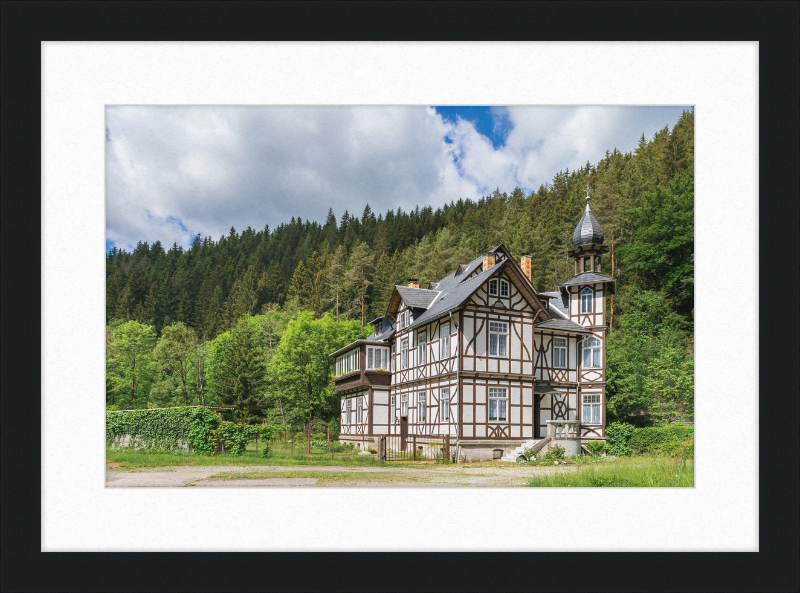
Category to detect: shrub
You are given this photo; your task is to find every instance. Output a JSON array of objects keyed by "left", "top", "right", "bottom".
[
  {"left": 630, "top": 425, "right": 694, "bottom": 457},
  {"left": 188, "top": 407, "right": 222, "bottom": 455},
  {"left": 586, "top": 440, "right": 609, "bottom": 456},
  {"left": 261, "top": 444, "right": 271, "bottom": 457},
  {"left": 210, "top": 421, "right": 257, "bottom": 456},
  {"left": 606, "top": 422, "right": 635, "bottom": 456}
]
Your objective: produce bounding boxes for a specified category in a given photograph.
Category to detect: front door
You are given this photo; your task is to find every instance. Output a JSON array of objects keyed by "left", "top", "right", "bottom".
[{"left": 400, "top": 417, "right": 408, "bottom": 451}]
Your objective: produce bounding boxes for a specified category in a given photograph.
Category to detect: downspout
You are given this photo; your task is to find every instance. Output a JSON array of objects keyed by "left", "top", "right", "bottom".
[{"left": 450, "top": 309, "right": 461, "bottom": 463}]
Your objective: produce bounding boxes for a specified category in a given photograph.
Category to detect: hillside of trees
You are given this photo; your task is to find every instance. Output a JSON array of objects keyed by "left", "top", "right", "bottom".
[{"left": 106, "top": 108, "right": 694, "bottom": 429}]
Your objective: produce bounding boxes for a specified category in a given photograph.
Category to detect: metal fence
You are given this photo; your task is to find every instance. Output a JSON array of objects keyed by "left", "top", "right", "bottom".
[{"left": 380, "top": 433, "right": 450, "bottom": 461}]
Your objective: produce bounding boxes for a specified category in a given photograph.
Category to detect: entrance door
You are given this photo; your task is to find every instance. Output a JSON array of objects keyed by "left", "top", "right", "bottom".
[{"left": 400, "top": 417, "right": 408, "bottom": 451}]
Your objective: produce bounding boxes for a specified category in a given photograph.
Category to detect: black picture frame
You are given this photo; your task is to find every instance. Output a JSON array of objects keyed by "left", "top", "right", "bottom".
[{"left": 2, "top": 2, "right": 797, "bottom": 591}]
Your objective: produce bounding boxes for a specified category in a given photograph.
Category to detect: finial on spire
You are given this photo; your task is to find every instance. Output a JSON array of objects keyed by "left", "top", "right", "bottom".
[{"left": 585, "top": 184, "right": 591, "bottom": 204}]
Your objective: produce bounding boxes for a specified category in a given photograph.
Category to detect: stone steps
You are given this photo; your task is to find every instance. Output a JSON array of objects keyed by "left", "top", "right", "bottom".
[{"left": 500, "top": 438, "right": 549, "bottom": 463}]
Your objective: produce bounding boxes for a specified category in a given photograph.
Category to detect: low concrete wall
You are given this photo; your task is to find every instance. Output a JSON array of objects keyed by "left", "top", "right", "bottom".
[
  {"left": 108, "top": 435, "right": 190, "bottom": 451},
  {"left": 338, "top": 435, "right": 379, "bottom": 451}
]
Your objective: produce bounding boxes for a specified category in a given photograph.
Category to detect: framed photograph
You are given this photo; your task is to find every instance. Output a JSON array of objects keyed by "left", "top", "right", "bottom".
[{"left": 2, "top": 2, "right": 797, "bottom": 592}]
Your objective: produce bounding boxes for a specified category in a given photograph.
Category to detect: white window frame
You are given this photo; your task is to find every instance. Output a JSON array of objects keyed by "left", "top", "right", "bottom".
[
  {"left": 345, "top": 398, "right": 352, "bottom": 425},
  {"left": 488, "top": 387, "right": 508, "bottom": 423},
  {"left": 367, "top": 347, "right": 387, "bottom": 370},
  {"left": 391, "top": 395, "right": 397, "bottom": 423},
  {"left": 582, "top": 336, "right": 602, "bottom": 369},
  {"left": 401, "top": 339, "right": 409, "bottom": 369},
  {"left": 401, "top": 393, "right": 408, "bottom": 416},
  {"left": 357, "top": 397, "right": 364, "bottom": 423},
  {"left": 335, "top": 348, "right": 359, "bottom": 377},
  {"left": 553, "top": 337, "right": 567, "bottom": 369},
  {"left": 581, "top": 287, "right": 594, "bottom": 313},
  {"left": 398, "top": 310, "right": 403, "bottom": 330},
  {"left": 582, "top": 393, "right": 602, "bottom": 425},
  {"left": 499, "top": 279, "right": 510, "bottom": 297},
  {"left": 417, "top": 331, "right": 426, "bottom": 365},
  {"left": 405, "top": 310, "right": 410, "bottom": 327},
  {"left": 390, "top": 345, "right": 395, "bottom": 372},
  {"left": 440, "top": 323, "right": 450, "bottom": 358},
  {"left": 488, "top": 278, "right": 498, "bottom": 296},
  {"left": 440, "top": 388, "right": 450, "bottom": 421},
  {"left": 418, "top": 392, "right": 426, "bottom": 423},
  {"left": 488, "top": 321, "right": 509, "bottom": 357}
]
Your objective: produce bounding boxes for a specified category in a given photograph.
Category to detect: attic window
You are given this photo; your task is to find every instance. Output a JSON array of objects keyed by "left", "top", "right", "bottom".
[
  {"left": 489, "top": 279, "right": 498, "bottom": 296},
  {"left": 500, "top": 279, "right": 509, "bottom": 297}
]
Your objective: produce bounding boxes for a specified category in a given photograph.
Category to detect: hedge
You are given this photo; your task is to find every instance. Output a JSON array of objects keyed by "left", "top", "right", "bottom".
[
  {"left": 605, "top": 422, "right": 694, "bottom": 457},
  {"left": 106, "top": 406, "right": 276, "bottom": 456}
]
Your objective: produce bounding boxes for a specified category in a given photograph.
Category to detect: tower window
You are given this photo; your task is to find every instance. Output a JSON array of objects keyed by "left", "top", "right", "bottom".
[
  {"left": 580, "top": 288, "right": 594, "bottom": 313},
  {"left": 582, "top": 336, "right": 601, "bottom": 368}
]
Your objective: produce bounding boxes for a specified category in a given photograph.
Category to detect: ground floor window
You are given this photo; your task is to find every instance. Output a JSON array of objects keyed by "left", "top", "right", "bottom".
[
  {"left": 357, "top": 397, "right": 364, "bottom": 423},
  {"left": 401, "top": 393, "right": 408, "bottom": 416},
  {"left": 345, "top": 398, "right": 352, "bottom": 425},
  {"left": 582, "top": 393, "right": 602, "bottom": 424},
  {"left": 418, "top": 392, "right": 426, "bottom": 423},
  {"left": 488, "top": 387, "right": 508, "bottom": 422},
  {"left": 391, "top": 395, "right": 397, "bottom": 423},
  {"left": 440, "top": 388, "right": 450, "bottom": 421}
]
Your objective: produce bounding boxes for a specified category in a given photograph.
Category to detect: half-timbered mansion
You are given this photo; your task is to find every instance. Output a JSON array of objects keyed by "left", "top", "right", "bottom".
[{"left": 330, "top": 191, "right": 614, "bottom": 461}]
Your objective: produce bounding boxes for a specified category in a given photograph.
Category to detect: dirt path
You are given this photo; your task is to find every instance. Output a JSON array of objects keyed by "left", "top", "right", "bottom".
[{"left": 106, "top": 462, "right": 563, "bottom": 487}]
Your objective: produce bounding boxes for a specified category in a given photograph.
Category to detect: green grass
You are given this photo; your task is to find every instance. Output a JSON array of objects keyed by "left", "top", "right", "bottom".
[
  {"left": 106, "top": 441, "right": 390, "bottom": 469},
  {"left": 207, "top": 470, "right": 419, "bottom": 484},
  {"left": 526, "top": 455, "right": 694, "bottom": 487}
]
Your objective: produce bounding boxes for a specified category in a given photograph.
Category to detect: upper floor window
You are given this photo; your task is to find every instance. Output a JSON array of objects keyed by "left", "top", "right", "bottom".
[
  {"left": 553, "top": 337, "right": 567, "bottom": 368},
  {"left": 488, "top": 321, "right": 509, "bottom": 357},
  {"left": 401, "top": 340, "right": 409, "bottom": 369},
  {"left": 390, "top": 345, "right": 395, "bottom": 372},
  {"left": 581, "top": 287, "right": 594, "bottom": 313},
  {"left": 417, "top": 331, "right": 427, "bottom": 365},
  {"left": 582, "top": 336, "right": 601, "bottom": 368},
  {"left": 335, "top": 349, "right": 359, "bottom": 376},
  {"left": 582, "top": 393, "right": 602, "bottom": 424},
  {"left": 440, "top": 323, "right": 450, "bottom": 358},
  {"left": 405, "top": 310, "right": 411, "bottom": 327},
  {"left": 500, "top": 279, "right": 509, "bottom": 297},
  {"left": 398, "top": 310, "right": 403, "bottom": 330},
  {"left": 488, "top": 387, "right": 508, "bottom": 422},
  {"left": 440, "top": 388, "right": 450, "bottom": 421},
  {"left": 401, "top": 393, "right": 408, "bottom": 416},
  {"left": 489, "top": 279, "right": 498, "bottom": 296},
  {"left": 418, "top": 392, "right": 426, "bottom": 423},
  {"left": 367, "top": 347, "right": 387, "bottom": 370}
]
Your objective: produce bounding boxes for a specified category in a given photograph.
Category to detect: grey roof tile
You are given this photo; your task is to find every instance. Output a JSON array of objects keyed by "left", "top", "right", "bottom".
[
  {"left": 395, "top": 285, "right": 440, "bottom": 309},
  {"left": 559, "top": 271, "right": 614, "bottom": 287},
  {"left": 540, "top": 290, "right": 570, "bottom": 318},
  {"left": 534, "top": 318, "right": 592, "bottom": 334}
]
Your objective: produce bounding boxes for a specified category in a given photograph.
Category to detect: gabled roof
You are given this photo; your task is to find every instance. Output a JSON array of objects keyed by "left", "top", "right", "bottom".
[
  {"left": 395, "top": 285, "right": 441, "bottom": 309},
  {"left": 534, "top": 318, "right": 592, "bottom": 334},
  {"left": 559, "top": 271, "right": 615, "bottom": 287},
  {"left": 540, "top": 291, "right": 570, "bottom": 319}
]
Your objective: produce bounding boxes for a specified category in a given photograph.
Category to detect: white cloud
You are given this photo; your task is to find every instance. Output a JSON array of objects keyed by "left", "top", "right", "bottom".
[{"left": 106, "top": 105, "right": 688, "bottom": 250}]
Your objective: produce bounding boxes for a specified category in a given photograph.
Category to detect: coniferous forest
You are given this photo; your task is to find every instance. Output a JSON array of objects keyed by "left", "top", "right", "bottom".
[{"left": 106, "top": 109, "right": 694, "bottom": 430}]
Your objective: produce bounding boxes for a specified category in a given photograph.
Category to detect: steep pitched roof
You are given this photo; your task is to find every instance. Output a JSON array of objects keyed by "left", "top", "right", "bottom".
[
  {"left": 572, "top": 202, "right": 604, "bottom": 247},
  {"left": 394, "top": 285, "right": 441, "bottom": 309}
]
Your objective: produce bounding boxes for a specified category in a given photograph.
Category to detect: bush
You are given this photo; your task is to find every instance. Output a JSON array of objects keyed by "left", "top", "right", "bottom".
[
  {"left": 606, "top": 422, "right": 635, "bottom": 456},
  {"left": 586, "top": 440, "right": 609, "bottom": 455},
  {"left": 209, "top": 421, "right": 257, "bottom": 456},
  {"left": 630, "top": 425, "right": 694, "bottom": 457},
  {"left": 188, "top": 407, "right": 222, "bottom": 455},
  {"left": 261, "top": 444, "right": 271, "bottom": 457}
]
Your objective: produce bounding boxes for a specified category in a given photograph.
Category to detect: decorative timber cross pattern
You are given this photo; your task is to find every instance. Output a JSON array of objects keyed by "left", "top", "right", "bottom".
[{"left": 552, "top": 393, "right": 568, "bottom": 420}]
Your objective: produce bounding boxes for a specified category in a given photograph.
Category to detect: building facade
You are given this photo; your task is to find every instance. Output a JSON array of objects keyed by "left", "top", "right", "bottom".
[{"left": 330, "top": 192, "right": 614, "bottom": 461}]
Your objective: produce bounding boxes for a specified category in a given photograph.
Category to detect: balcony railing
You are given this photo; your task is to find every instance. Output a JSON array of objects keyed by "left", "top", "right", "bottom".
[{"left": 546, "top": 420, "right": 580, "bottom": 439}]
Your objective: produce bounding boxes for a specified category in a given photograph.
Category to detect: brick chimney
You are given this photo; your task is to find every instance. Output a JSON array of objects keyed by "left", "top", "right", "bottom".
[
  {"left": 482, "top": 253, "right": 496, "bottom": 272},
  {"left": 520, "top": 254, "right": 532, "bottom": 281},
  {"left": 408, "top": 278, "right": 420, "bottom": 289}
]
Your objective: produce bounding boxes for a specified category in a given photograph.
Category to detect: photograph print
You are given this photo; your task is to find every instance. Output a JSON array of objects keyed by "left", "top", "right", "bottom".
[{"left": 105, "top": 105, "right": 694, "bottom": 488}]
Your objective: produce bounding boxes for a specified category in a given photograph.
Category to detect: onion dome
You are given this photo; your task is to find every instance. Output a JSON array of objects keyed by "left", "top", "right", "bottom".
[{"left": 572, "top": 186, "right": 604, "bottom": 247}]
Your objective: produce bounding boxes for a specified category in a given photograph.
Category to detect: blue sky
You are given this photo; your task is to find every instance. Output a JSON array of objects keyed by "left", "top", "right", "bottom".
[{"left": 106, "top": 105, "right": 689, "bottom": 252}]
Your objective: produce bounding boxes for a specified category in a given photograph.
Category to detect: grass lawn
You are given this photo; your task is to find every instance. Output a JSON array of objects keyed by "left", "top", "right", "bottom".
[
  {"left": 106, "top": 440, "right": 390, "bottom": 469},
  {"left": 526, "top": 455, "right": 694, "bottom": 487}
]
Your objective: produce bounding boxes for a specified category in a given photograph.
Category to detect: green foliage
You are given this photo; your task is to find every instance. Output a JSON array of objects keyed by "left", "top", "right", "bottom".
[
  {"left": 210, "top": 421, "right": 256, "bottom": 456},
  {"left": 630, "top": 425, "right": 694, "bottom": 457},
  {"left": 106, "top": 320, "right": 157, "bottom": 408},
  {"left": 605, "top": 422, "right": 635, "bottom": 456},
  {"left": 107, "top": 406, "right": 198, "bottom": 452},
  {"left": 188, "top": 406, "right": 221, "bottom": 455},
  {"left": 643, "top": 346, "right": 694, "bottom": 425},
  {"left": 269, "top": 311, "right": 370, "bottom": 421},
  {"left": 586, "top": 440, "right": 609, "bottom": 455}
]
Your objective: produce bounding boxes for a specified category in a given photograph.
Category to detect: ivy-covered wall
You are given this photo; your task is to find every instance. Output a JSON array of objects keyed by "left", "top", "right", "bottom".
[{"left": 106, "top": 406, "right": 220, "bottom": 452}]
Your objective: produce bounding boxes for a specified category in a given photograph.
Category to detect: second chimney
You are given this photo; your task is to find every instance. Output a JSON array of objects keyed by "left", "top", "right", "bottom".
[
  {"left": 520, "top": 254, "right": 532, "bottom": 281},
  {"left": 408, "top": 278, "right": 420, "bottom": 289},
  {"left": 482, "top": 252, "right": 496, "bottom": 272}
]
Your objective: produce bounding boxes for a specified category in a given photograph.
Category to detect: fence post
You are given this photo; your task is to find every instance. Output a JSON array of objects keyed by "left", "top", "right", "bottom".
[
  {"left": 413, "top": 434, "right": 416, "bottom": 461},
  {"left": 444, "top": 434, "right": 450, "bottom": 461}
]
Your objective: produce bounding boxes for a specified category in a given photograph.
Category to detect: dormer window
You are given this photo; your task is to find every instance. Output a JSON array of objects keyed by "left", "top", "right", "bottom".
[{"left": 580, "top": 287, "right": 594, "bottom": 313}]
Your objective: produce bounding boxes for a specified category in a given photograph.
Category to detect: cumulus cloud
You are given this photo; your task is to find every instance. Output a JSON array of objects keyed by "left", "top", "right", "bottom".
[{"left": 106, "top": 105, "right": 687, "bottom": 250}]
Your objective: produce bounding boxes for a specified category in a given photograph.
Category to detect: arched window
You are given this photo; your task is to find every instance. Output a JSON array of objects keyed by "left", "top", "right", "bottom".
[
  {"left": 580, "top": 287, "right": 594, "bottom": 313},
  {"left": 582, "top": 336, "right": 601, "bottom": 368},
  {"left": 499, "top": 279, "right": 510, "bottom": 297}
]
